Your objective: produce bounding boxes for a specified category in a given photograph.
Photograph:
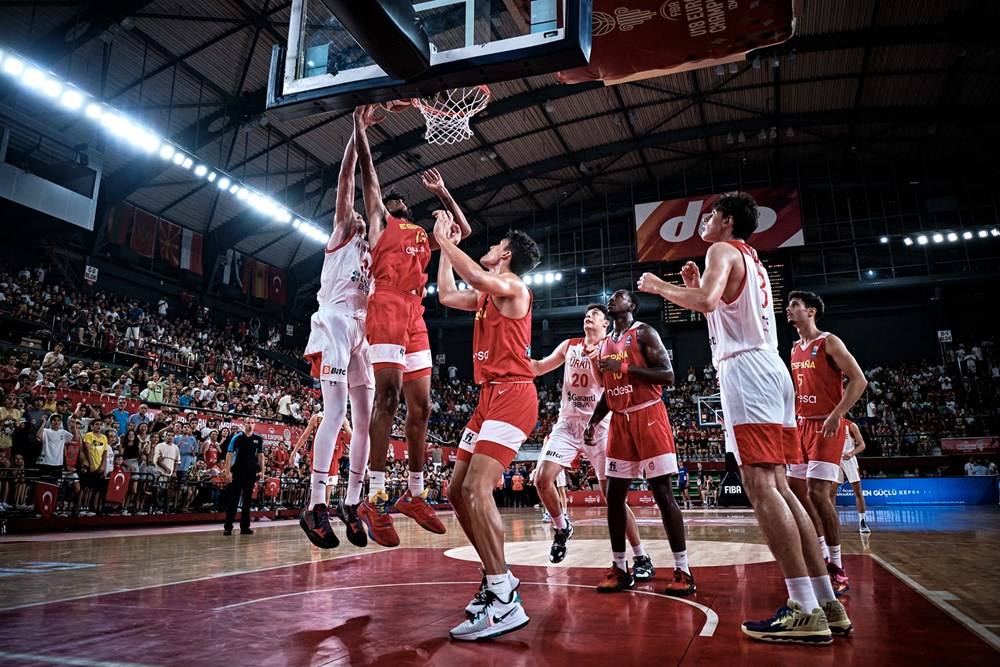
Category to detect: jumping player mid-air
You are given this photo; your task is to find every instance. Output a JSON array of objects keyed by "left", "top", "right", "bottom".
[
  {"left": 352, "top": 104, "right": 471, "bottom": 547},
  {"left": 638, "top": 192, "right": 851, "bottom": 644}
]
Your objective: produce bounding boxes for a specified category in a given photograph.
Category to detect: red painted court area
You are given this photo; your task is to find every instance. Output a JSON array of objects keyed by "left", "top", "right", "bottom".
[{"left": 1, "top": 551, "right": 996, "bottom": 666}]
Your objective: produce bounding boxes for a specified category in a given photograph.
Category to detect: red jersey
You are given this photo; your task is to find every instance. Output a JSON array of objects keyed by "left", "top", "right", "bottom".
[
  {"left": 472, "top": 291, "right": 533, "bottom": 384},
  {"left": 790, "top": 332, "right": 844, "bottom": 418},
  {"left": 204, "top": 444, "right": 219, "bottom": 467},
  {"left": 371, "top": 214, "right": 430, "bottom": 293},
  {"left": 599, "top": 322, "right": 663, "bottom": 412}
]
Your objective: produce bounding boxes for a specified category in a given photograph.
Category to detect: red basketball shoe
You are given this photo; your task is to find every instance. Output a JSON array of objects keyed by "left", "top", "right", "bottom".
[
  {"left": 357, "top": 491, "right": 400, "bottom": 547},
  {"left": 828, "top": 562, "right": 850, "bottom": 596},
  {"left": 663, "top": 568, "right": 696, "bottom": 596},
  {"left": 393, "top": 489, "right": 446, "bottom": 534}
]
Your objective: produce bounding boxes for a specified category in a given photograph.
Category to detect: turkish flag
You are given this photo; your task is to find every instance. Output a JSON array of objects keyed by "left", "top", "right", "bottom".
[
  {"left": 105, "top": 468, "right": 131, "bottom": 505},
  {"left": 65, "top": 442, "right": 80, "bottom": 468},
  {"left": 267, "top": 266, "right": 287, "bottom": 305},
  {"left": 264, "top": 476, "right": 281, "bottom": 498},
  {"left": 34, "top": 482, "right": 59, "bottom": 518}
]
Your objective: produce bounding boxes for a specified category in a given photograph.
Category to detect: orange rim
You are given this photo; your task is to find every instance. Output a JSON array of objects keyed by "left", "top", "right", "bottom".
[{"left": 412, "top": 84, "right": 491, "bottom": 118}]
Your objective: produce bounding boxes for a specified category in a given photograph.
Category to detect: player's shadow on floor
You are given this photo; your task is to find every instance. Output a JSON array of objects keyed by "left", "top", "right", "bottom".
[{"left": 283, "top": 614, "right": 374, "bottom": 665}]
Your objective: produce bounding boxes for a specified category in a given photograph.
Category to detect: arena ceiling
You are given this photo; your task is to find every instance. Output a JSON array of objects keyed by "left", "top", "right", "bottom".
[{"left": 1, "top": 0, "right": 999, "bottom": 278}]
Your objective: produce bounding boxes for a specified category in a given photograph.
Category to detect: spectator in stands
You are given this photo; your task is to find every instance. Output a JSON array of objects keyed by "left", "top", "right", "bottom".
[
  {"left": 36, "top": 413, "right": 78, "bottom": 482},
  {"left": 23, "top": 395, "right": 48, "bottom": 464},
  {"left": 41, "top": 343, "right": 66, "bottom": 372},
  {"left": 174, "top": 423, "right": 199, "bottom": 482},
  {"left": 129, "top": 404, "right": 153, "bottom": 429},
  {"left": 0, "top": 393, "right": 22, "bottom": 457},
  {"left": 80, "top": 417, "right": 110, "bottom": 513}
]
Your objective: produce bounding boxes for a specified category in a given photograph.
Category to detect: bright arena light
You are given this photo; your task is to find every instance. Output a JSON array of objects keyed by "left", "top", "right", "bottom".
[
  {"left": 0, "top": 45, "right": 318, "bottom": 236},
  {"left": 978, "top": 230, "right": 988, "bottom": 238},
  {"left": 917, "top": 235, "right": 928, "bottom": 245},
  {"left": 992, "top": 228, "right": 1000, "bottom": 237},
  {"left": 963, "top": 231, "right": 973, "bottom": 240},
  {"left": 544, "top": 272, "right": 554, "bottom": 284},
  {"left": 458, "top": 282, "right": 468, "bottom": 290},
  {"left": 879, "top": 236, "right": 888, "bottom": 243},
  {"left": 523, "top": 275, "right": 533, "bottom": 285},
  {"left": 946, "top": 232, "right": 958, "bottom": 242},
  {"left": 932, "top": 233, "right": 944, "bottom": 243}
]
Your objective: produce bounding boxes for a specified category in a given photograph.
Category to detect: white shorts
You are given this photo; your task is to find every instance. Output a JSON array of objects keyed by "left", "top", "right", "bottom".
[
  {"left": 839, "top": 454, "right": 861, "bottom": 484},
  {"left": 556, "top": 469, "right": 566, "bottom": 488},
  {"left": 304, "top": 308, "right": 374, "bottom": 388},
  {"left": 717, "top": 349, "right": 797, "bottom": 467},
  {"left": 542, "top": 417, "right": 610, "bottom": 481}
]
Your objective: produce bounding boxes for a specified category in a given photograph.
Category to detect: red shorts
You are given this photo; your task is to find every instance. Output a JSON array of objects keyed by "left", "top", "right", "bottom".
[
  {"left": 365, "top": 286, "right": 431, "bottom": 381},
  {"left": 791, "top": 417, "right": 845, "bottom": 482},
  {"left": 606, "top": 401, "right": 678, "bottom": 479},
  {"left": 458, "top": 382, "right": 538, "bottom": 467}
]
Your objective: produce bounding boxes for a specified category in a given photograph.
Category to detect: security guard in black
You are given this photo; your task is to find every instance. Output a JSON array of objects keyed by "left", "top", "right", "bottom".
[{"left": 223, "top": 420, "right": 265, "bottom": 534}]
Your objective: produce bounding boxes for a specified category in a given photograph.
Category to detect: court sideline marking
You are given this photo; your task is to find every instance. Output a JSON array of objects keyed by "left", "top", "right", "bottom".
[
  {"left": 0, "top": 651, "right": 154, "bottom": 667},
  {"left": 870, "top": 553, "right": 1000, "bottom": 652},
  {"left": 213, "top": 580, "right": 720, "bottom": 637}
]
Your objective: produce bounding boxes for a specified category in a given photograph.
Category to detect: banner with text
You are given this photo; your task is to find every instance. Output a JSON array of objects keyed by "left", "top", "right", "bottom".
[
  {"left": 836, "top": 476, "right": 998, "bottom": 506},
  {"left": 635, "top": 186, "right": 803, "bottom": 262},
  {"left": 940, "top": 437, "right": 999, "bottom": 455}
]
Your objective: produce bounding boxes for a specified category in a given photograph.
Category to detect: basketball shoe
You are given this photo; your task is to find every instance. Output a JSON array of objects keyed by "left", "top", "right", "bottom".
[
  {"left": 859, "top": 518, "right": 871, "bottom": 533},
  {"left": 450, "top": 590, "right": 530, "bottom": 641},
  {"left": 827, "top": 562, "right": 850, "bottom": 596},
  {"left": 357, "top": 491, "right": 400, "bottom": 547},
  {"left": 549, "top": 518, "right": 573, "bottom": 563},
  {"left": 596, "top": 563, "right": 635, "bottom": 593},
  {"left": 821, "top": 599, "right": 853, "bottom": 636},
  {"left": 393, "top": 489, "right": 446, "bottom": 534},
  {"left": 466, "top": 570, "right": 520, "bottom": 618},
  {"left": 299, "top": 503, "right": 340, "bottom": 549},
  {"left": 633, "top": 555, "right": 655, "bottom": 581},
  {"left": 663, "top": 568, "right": 696, "bottom": 596},
  {"left": 335, "top": 498, "right": 367, "bottom": 547},
  {"left": 741, "top": 600, "right": 833, "bottom": 645}
]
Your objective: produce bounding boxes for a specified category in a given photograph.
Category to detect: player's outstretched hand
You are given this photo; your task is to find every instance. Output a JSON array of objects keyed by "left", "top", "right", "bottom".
[
  {"left": 637, "top": 272, "right": 666, "bottom": 296},
  {"left": 680, "top": 261, "right": 701, "bottom": 288},
  {"left": 353, "top": 104, "right": 384, "bottom": 128},
  {"left": 420, "top": 168, "right": 446, "bottom": 195},
  {"left": 432, "top": 210, "right": 455, "bottom": 243}
]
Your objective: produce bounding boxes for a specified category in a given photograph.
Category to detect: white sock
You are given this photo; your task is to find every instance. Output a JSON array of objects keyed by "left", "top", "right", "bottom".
[
  {"left": 818, "top": 535, "right": 830, "bottom": 560},
  {"left": 632, "top": 543, "right": 647, "bottom": 558},
  {"left": 613, "top": 551, "right": 628, "bottom": 572},
  {"left": 408, "top": 471, "right": 424, "bottom": 496},
  {"left": 552, "top": 511, "right": 567, "bottom": 530},
  {"left": 561, "top": 512, "right": 570, "bottom": 526},
  {"left": 309, "top": 473, "right": 327, "bottom": 509},
  {"left": 785, "top": 576, "right": 820, "bottom": 611},
  {"left": 810, "top": 575, "right": 837, "bottom": 604},
  {"left": 369, "top": 470, "right": 385, "bottom": 498},
  {"left": 329, "top": 475, "right": 339, "bottom": 487},
  {"left": 829, "top": 544, "right": 842, "bottom": 568},
  {"left": 859, "top": 512, "right": 867, "bottom": 521},
  {"left": 346, "top": 468, "right": 365, "bottom": 505},
  {"left": 486, "top": 573, "right": 512, "bottom": 602},
  {"left": 346, "top": 385, "right": 373, "bottom": 506},
  {"left": 673, "top": 550, "right": 690, "bottom": 574}
]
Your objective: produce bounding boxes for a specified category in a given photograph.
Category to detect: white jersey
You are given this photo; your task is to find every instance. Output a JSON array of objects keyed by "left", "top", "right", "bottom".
[
  {"left": 843, "top": 425, "right": 855, "bottom": 453},
  {"left": 706, "top": 240, "right": 778, "bottom": 367},
  {"left": 559, "top": 337, "right": 610, "bottom": 424},
  {"left": 316, "top": 230, "right": 372, "bottom": 312}
]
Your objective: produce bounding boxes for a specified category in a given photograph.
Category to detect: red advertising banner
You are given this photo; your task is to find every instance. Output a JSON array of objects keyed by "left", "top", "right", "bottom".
[
  {"left": 634, "top": 186, "right": 803, "bottom": 262},
  {"left": 567, "top": 490, "right": 659, "bottom": 507},
  {"left": 559, "top": 0, "right": 797, "bottom": 85},
  {"left": 105, "top": 468, "right": 131, "bottom": 505},
  {"left": 34, "top": 482, "right": 59, "bottom": 518},
  {"left": 941, "top": 437, "right": 999, "bottom": 455}
]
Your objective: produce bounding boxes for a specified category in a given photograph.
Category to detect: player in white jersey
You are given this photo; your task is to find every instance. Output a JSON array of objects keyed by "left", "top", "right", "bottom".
[
  {"left": 299, "top": 124, "right": 376, "bottom": 550},
  {"left": 638, "top": 192, "right": 849, "bottom": 645},
  {"left": 529, "top": 305, "right": 651, "bottom": 575},
  {"left": 529, "top": 435, "right": 566, "bottom": 522},
  {"left": 832, "top": 420, "right": 870, "bottom": 533}
]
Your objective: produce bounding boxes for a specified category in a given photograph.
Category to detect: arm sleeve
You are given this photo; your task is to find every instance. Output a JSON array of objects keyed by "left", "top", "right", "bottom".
[{"left": 227, "top": 435, "right": 239, "bottom": 453}]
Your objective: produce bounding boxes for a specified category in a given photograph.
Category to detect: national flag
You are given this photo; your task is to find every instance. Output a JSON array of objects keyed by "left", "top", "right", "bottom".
[
  {"left": 104, "top": 468, "right": 131, "bottom": 505},
  {"left": 222, "top": 249, "right": 243, "bottom": 287},
  {"left": 253, "top": 261, "right": 268, "bottom": 300},
  {"left": 65, "top": 442, "right": 80, "bottom": 468},
  {"left": 264, "top": 477, "right": 281, "bottom": 498},
  {"left": 107, "top": 204, "right": 133, "bottom": 245},
  {"left": 240, "top": 256, "right": 255, "bottom": 295},
  {"left": 268, "top": 266, "right": 287, "bottom": 305},
  {"left": 34, "top": 482, "right": 59, "bottom": 518},
  {"left": 158, "top": 219, "right": 181, "bottom": 267},
  {"left": 180, "top": 229, "right": 203, "bottom": 274},
  {"left": 130, "top": 209, "right": 157, "bottom": 258}
]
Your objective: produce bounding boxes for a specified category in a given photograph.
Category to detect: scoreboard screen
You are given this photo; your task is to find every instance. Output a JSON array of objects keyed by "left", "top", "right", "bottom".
[{"left": 662, "top": 263, "right": 787, "bottom": 324}]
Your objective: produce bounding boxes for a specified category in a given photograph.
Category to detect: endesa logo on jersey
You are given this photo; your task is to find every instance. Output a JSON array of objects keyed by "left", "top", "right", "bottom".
[{"left": 634, "top": 186, "right": 804, "bottom": 262}]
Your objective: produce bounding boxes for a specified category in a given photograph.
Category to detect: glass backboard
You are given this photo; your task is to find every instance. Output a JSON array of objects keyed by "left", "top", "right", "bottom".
[{"left": 267, "top": 0, "right": 591, "bottom": 120}]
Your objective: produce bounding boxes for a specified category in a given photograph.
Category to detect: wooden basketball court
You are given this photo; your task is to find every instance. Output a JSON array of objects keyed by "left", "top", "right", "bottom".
[{"left": 1, "top": 506, "right": 997, "bottom": 665}]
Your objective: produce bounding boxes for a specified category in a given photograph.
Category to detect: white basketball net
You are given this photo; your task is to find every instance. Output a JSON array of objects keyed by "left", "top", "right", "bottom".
[{"left": 413, "top": 85, "right": 490, "bottom": 145}]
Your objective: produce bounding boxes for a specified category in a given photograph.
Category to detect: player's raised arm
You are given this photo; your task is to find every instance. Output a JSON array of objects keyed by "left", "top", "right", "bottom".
[
  {"left": 353, "top": 105, "right": 387, "bottom": 247},
  {"left": 435, "top": 214, "right": 479, "bottom": 311},
  {"left": 433, "top": 212, "right": 524, "bottom": 300},
  {"left": 530, "top": 339, "right": 570, "bottom": 377},
  {"left": 421, "top": 168, "right": 472, "bottom": 248},
  {"left": 637, "top": 242, "right": 740, "bottom": 313},
  {"left": 328, "top": 134, "right": 358, "bottom": 251}
]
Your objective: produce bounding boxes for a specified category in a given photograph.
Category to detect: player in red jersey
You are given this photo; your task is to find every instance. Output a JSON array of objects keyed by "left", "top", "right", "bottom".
[
  {"left": 584, "top": 290, "right": 695, "bottom": 596},
  {"left": 786, "top": 291, "right": 868, "bottom": 595},
  {"left": 434, "top": 216, "right": 541, "bottom": 641},
  {"left": 351, "top": 105, "right": 471, "bottom": 546},
  {"left": 638, "top": 193, "right": 849, "bottom": 644}
]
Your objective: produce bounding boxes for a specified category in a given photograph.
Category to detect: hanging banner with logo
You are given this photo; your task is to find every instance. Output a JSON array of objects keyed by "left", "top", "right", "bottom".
[
  {"left": 940, "top": 437, "right": 999, "bottom": 454},
  {"left": 635, "top": 186, "right": 803, "bottom": 262}
]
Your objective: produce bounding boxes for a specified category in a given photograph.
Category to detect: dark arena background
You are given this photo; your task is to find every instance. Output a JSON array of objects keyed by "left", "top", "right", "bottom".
[{"left": 0, "top": 1, "right": 998, "bottom": 665}]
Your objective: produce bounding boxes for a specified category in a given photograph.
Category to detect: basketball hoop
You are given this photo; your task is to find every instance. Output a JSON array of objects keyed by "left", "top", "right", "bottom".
[{"left": 412, "top": 85, "right": 490, "bottom": 145}]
